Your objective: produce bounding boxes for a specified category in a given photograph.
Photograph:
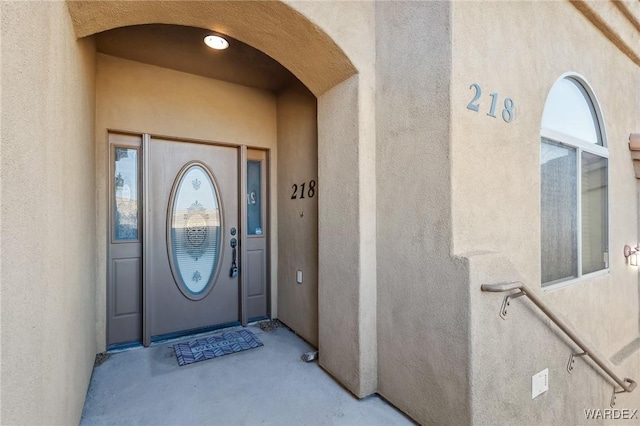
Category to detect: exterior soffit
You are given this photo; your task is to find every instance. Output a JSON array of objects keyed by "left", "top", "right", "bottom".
[{"left": 65, "top": 0, "right": 357, "bottom": 96}]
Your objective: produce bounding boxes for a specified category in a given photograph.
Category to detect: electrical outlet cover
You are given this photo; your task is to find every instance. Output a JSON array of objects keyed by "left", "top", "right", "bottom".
[{"left": 532, "top": 368, "right": 549, "bottom": 399}]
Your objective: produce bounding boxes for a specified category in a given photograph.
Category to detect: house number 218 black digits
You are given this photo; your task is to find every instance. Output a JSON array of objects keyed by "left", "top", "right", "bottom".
[
  {"left": 291, "top": 180, "right": 316, "bottom": 199},
  {"left": 466, "top": 83, "right": 514, "bottom": 123}
]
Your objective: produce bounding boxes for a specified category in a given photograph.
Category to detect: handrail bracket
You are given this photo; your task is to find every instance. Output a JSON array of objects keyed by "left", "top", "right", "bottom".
[
  {"left": 611, "top": 385, "right": 624, "bottom": 408},
  {"left": 499, "top": 290, "right": 525, "bottom": 320},
  {"left": 567, "top": 351, "right": 587, "bottom": 373},
  {"left": 611, "top": 378, "right": 638, "bottom": 407}
]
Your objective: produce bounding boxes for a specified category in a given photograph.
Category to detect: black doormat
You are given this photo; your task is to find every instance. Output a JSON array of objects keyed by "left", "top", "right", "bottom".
[{"left": 173, "top": 329, "right": 263, "bottom": 366}]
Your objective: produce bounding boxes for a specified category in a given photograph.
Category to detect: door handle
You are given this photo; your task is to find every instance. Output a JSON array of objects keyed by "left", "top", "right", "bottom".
[{"left": 230, "top": 238, "right": 238, "bottom": 278}]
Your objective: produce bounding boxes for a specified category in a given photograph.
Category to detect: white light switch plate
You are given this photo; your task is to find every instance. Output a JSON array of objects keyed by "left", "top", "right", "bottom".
[
  {"left": 532, "top": 368, "right": 549, "bottom": 399},
  {"left": 296, "top": 270, "right": 303, "bottom": 284}
]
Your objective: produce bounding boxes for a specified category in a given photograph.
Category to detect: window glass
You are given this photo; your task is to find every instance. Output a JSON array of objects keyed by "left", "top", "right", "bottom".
[
  {"left": 540, "top": 76, "right": 608, "bottom": 287},
  {"left": 169, "top": 164, "right": 221, "bottom": 297},
  {"left": 541, "top": 78, "right": 601, "bottom": 145},
  {"left": 581, "top": 152, "right": 608, "bottom": 274},
  {"left": 247, "top": 161, "right": 262, "bottom": 235},
  {"left": 114, "top": 148, "right": 139, "bottom": 241},
  {"left": 541, "top": 140, "right": 578, "bottom": 283}
]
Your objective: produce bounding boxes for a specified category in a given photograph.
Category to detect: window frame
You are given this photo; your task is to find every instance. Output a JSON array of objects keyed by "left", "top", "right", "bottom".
[{"left": 540, "top": 73, "right": 610, "bottom": 291}]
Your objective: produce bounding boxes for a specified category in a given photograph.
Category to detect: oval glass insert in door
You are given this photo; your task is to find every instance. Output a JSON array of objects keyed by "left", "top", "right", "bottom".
[{"left": 167, "top": 162, "right": 223, "bottom": 300}]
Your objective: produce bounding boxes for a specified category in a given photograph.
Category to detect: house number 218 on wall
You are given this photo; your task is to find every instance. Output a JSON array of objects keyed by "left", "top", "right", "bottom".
[
  {"left": 291, "top": 180, "right": 316, "bottom": 199},
  {"left": 466, "top": 83, "right": 514, "bottom": 123}
]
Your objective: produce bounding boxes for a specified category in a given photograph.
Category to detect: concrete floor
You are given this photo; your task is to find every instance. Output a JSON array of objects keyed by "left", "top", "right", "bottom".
[{"left": 81, "top": 324, "right": 413, "bottom": 425}]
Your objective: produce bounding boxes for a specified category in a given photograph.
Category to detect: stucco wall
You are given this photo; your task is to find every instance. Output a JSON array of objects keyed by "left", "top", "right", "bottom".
[
  {"left": 375, "top": 2, "right": 471, "bottom": 424},
  {"left": 1, "top": 2, "right": 97, "bottom": 424},
  {"left": 289, "top": 0, "right": 378, "bottom": 397},
  {"left": 95, "top": 54, "right": 278, "bottom": 350},
  {"left": 276, "top": 82, "right": 319, "bottom": 346},
  {"left": 451, "top": 1, "right": 640, "bottom": 423}
]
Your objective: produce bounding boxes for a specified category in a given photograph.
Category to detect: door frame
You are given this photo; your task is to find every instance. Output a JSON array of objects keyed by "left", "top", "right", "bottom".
[{"left": 107, "top": 130, "right": 270, "bottom": 348}]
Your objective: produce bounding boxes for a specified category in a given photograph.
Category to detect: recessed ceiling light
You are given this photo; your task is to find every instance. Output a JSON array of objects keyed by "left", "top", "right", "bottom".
[{"left": 204, "top": 35, "right": 229, "bottom": 50}]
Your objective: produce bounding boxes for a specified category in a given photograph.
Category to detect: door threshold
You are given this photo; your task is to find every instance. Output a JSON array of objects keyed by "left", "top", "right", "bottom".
[
  {"left": 107, "top": 341, "right": 144, "bottom": 354},
  {"left": 149, "top": 321, "right": 243, "bottom": 346},
  {"left": 107, "top": 321, "right": 267, "bottom": 354}
]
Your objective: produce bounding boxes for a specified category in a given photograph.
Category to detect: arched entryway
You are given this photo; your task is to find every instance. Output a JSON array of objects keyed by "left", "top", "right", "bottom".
[
  {"left": 98, "top": 22, "right": 320, "bottom": 347},
  {"left": 68, "top": 0, "right": 377, "bottom": 399},
  {"left": 67, "top": 1, "right": 355, "bottom": 95}
]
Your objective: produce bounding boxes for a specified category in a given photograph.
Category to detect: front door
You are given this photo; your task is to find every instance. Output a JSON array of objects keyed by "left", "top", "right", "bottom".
[{"left": 145, "top": 137, "right": 239, "bottom": 343}]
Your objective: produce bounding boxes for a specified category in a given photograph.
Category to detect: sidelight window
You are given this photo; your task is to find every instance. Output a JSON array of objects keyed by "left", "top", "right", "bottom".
[
  {"left": 113, "top": 147, "right": 139, "bottom": 241},
  {"left": 247, "top": 160, "right": 262, "bottom": 235}
]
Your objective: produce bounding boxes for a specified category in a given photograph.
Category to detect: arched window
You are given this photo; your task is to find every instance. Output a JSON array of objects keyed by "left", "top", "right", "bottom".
[{"left": 540, "top": 75, "right": 608, "bottom": 287}]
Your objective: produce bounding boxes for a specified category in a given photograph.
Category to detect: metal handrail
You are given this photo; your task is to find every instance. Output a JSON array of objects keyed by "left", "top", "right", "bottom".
[{"left": 481, "top": 282, "right": 637, "bottom": 394}]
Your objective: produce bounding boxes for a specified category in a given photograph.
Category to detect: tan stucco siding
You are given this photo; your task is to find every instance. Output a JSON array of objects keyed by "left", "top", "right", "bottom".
[
  {"left": 0, "top": 2, "right": 97, "bottom": 424},
  {"left": 451, "top": 1, "right": 640, "bottom": 422},
  {"left": 95, "top": 54, "right": 277, "bottom": 145},
  {"left": 374, "top": 2, "right": 471, "bottom": 424},
  {"left": 290, "top": 0, "right": 379, "bottom": 397},
  {"left": 95, "top": 54, "right": 278, "bottom": 351},
  {"left": 276, "top": 82, "right": 319, "bottom": 346}
]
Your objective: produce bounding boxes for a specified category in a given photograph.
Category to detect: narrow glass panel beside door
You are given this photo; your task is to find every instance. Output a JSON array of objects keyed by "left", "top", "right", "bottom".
[
  {"left": 114, "top": 147, "right": 139, "bottom": 241},
  {"left": 247, "top": 160, "right": 262, "bottom": 235}
]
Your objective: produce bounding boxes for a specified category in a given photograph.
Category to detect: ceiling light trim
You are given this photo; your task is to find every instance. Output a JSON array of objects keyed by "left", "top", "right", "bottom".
[{"left": 204, "top": 35, "right": 229, "bottom": 50}]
